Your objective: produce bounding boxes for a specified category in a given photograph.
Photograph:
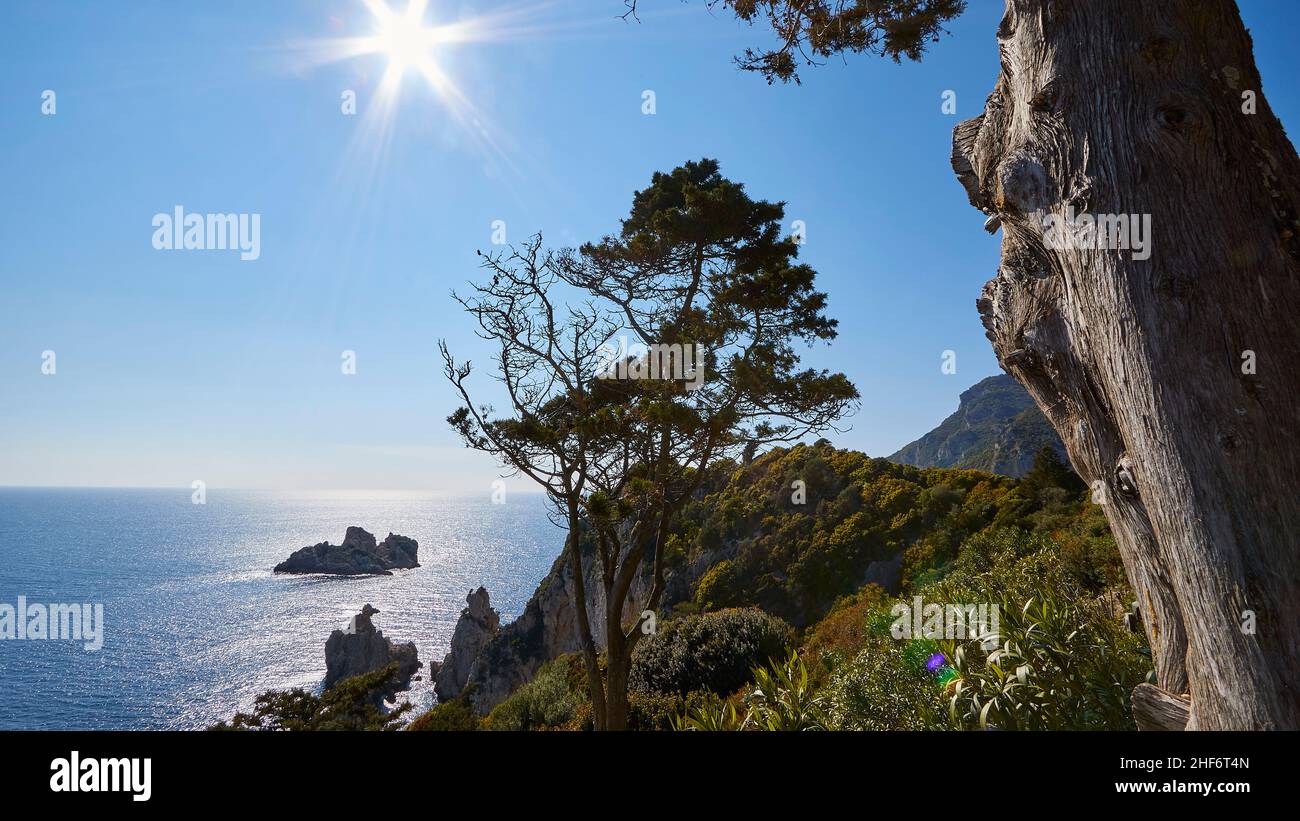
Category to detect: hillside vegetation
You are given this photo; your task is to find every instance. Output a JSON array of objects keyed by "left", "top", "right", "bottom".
[{"left": 408, "top": 441, "right": 1148, "bottom": 731}]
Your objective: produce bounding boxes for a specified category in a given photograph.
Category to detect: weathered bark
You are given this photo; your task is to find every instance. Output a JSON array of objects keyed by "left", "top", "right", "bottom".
[
  {"left": 1132, "top": 683, "right": 1191, "bottom": 731},
  {"left": 953, "top": 0, "right": 1300, "bottom": 729}
]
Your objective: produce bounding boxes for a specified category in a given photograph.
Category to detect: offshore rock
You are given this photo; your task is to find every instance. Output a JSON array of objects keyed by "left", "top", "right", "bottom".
[
  {"left": 274, "top": 527, "right": 419, "bottom": 575},
  {"left": 323, "top": 603, "right": 420, "bottom": 702}
]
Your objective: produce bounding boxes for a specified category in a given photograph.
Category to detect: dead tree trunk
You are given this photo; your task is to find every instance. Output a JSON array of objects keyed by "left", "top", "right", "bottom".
[
  {"left": 1131, "top": 684, "right": 1191, "bottom": 731},
  {"left": 952, "top": 0, "right": 1300, "bottom": 729}
]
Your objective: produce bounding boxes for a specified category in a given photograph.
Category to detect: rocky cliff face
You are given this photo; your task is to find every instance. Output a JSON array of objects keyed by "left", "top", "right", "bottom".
[
  {"left": 430, "top": 587, "right": 501, "bottom": 702},
  {"left": 323, "top": 604, "right": 421, "bottom": 702},
  {"left": 888, "top": 374, "right": 1065, "bottom": 477},
  {"left": 450, "top": 527, "right": 726, "bottom": 714},
  {"left": 275, "top": 527, "right": 419, "bottom": 575}
]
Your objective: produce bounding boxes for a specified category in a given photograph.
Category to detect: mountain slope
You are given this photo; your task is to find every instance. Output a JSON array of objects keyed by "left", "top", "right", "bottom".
[
  {"left": 888, "top": 374, "right": 1065, "bottom": 477},
  {"left": 432, "top": 439, "right": 1104, "bottom": 715}
]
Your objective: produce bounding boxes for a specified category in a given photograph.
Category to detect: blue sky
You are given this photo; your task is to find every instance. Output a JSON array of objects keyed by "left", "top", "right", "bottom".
[{"left": 2, "top": 0, "right": 1298, "bottom": 491}]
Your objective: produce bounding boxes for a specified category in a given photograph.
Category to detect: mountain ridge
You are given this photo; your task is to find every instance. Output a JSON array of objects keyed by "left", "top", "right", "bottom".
[{"left": 887, "top": 374, "right": 1065, "bottom": 477}]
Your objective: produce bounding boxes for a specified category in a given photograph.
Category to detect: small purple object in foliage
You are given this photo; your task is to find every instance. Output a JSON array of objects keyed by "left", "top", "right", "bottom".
[{"left": 926, "top": 652, "right": 946, "bottom": 673}]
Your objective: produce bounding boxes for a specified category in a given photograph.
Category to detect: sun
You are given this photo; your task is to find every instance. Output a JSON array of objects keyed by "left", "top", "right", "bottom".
[
  {"left": 363, "top": 0, "right": 441, "bottom": 75},
  {"left": 375, "top": 21, "right": 434, "bottom": 71},
  {"left": 290, "top": 0, "right": 596, "bottom": 174}
]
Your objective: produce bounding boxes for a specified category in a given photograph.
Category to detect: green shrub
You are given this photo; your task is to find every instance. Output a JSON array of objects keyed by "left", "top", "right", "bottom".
[
  {"left": 673, "top": 652, "right": 827, "bottom": 731},
  {"left": 692, "top": 559, "right": 738, "bottom": 610},
  {"left": 630, "top": 608, "right": 794, "bottom": 697},
  {"left": 628, "top": 690, "right": 684, "bottom": 731},
  {"left": 1054, "top": 504, "right": 1125, "bottom": 593},
  {"left": 821, "top": 527, "right": 1149, "bottom": 731},
  {"left": 949, "top": 528, "right": 1052, "bottom": 578},
  {"left": 743, "top": 651, "right": 829, "bottom": 730},
  {"left": 825, "top": 641, "right": 944, "bottom": 730},
  {"left": 483, "top": 655, "right": 587, "bottom": 731},
  {"left": 671, "top": 692, "right": 746, "bottom": 731},
  {"left": 561, "top": 689, "right": 712, "bottom": 731},
  {"left": 407, "top": 698, "right": 480, "bottom": 731},
  {"left": 801, "top": 585, "right": 887, "bottom": 683},
  {"left": 942, "top": 593, "right": 1149, "bottom": 730}
]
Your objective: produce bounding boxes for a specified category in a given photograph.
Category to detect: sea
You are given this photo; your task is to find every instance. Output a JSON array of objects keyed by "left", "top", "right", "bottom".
[{"left": 0, "top": 488, "right": 561, "bottom": 730}]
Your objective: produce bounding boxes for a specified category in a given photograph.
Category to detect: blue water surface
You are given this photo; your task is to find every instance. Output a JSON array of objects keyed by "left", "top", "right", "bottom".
[{"left": 0, "top": 488, "right": 559, "bottom": 729}]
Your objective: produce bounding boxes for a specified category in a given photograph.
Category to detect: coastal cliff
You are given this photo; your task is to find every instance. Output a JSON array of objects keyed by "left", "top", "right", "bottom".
[{"left": 430, "top": 587, "right": 500, "bottom": 702}]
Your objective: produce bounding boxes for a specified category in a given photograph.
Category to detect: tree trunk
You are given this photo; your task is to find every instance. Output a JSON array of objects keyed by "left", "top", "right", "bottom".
[
  {"left": 952, "top": 0, "right": 1300, "bottom": 729},
  {"left": 564, "top": 511, "right": 608, "bottom": 730},
  {"left": 601, "top": 593, "right": 633, "bottom": 731},
  {"left": 604, "top": 653, "right": 631, "bottom": 731}
]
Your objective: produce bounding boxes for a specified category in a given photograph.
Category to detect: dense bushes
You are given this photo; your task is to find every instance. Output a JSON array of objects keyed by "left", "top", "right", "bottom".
[
  {"left": 825, "top": 641, "right": 944, "bottom": 730},
  {"left": 407, "top": 697, "right": 479, "bottom": 731},
  {"left": 674, "top": 527, "right": 1150, "bottom": 731},
  {"left": 825, "top": 528, "right": 1148, "bottom": 730},
  {"left": 1053, "top": 504, "right": 1126, "bottom": 593},
  {"left": 941, "top": 593, "right": 1148, "bottom": 730},
  {"left": 630, "top": 608, "right": 794, "bottom": 697},
  {"left": 670, "top": 441, "right": 1081, "bottom": 627},
  {"left": 692, "top": 560, "right": 739, "bottom": 612},
  {"left": 505, "top": 444, "right": 1141, "bottom": 732},
  {"left": 674, "top": 652, "right": 828, "bottom": 731},
  {"left": 483, "top": 655, "right": 587, "bottom": 731},
  {"left": 800, "top": 585, "right": 888, "bottom": 685}
]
